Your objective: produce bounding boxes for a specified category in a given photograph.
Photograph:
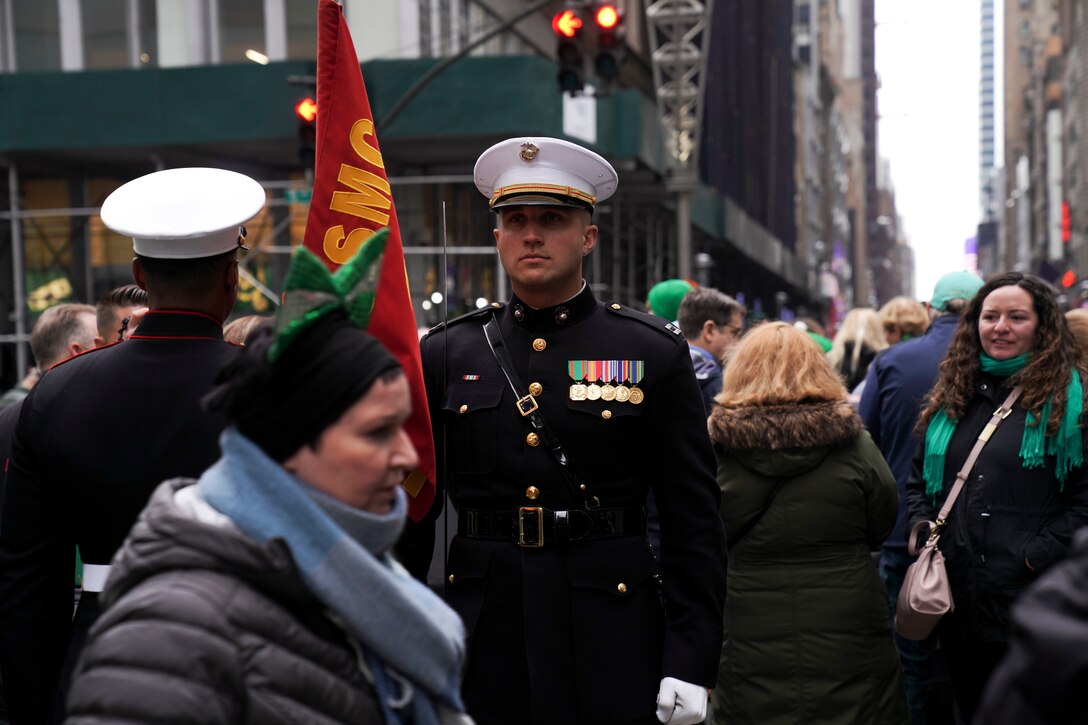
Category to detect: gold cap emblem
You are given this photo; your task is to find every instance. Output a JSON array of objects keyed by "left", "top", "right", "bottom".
[{"left": 520, "top": 142, "right": 539, "bottom": 162}]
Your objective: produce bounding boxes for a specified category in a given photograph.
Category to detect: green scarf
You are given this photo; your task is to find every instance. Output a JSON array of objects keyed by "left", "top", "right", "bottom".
[{"left": 923, "top": 353, "right": 1084, "bottom": 503}]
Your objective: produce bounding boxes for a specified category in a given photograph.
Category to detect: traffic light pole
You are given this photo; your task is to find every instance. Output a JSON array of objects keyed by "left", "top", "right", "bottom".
[{"left": 377, "top": 0, "right": 554, "bottom": 134}]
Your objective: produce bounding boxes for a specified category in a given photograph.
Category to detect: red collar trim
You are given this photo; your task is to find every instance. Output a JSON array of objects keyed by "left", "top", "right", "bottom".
[{"left": 47, "top": 340, "right": 121, "bottom": 371}]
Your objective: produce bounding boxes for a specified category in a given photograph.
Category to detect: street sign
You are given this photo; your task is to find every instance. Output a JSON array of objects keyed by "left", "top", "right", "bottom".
[{"left": 285, "top": 188, "right": 312, "bottom": 204}]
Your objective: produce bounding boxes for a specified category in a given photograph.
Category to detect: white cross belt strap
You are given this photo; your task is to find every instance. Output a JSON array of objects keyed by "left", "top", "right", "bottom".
[{"left": 81, "top": 564, "right": 112, "bottom": 593}]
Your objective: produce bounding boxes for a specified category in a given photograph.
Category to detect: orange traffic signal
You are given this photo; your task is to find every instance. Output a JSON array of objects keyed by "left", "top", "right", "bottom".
[
  {"left": 595, "top": 4, "right": 620, "bottom": 29},
  {"left": 552, "top": 9, "right": 583, "bottom": 38},
  {"left": 295, "top": 97, "right": 317, "bottom": 122}
]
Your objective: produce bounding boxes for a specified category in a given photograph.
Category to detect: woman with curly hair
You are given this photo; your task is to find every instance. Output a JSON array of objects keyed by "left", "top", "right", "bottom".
[
  {"left": 709, "top": 322, "right": 907, "bottom": 724},
  {"left": 906, "top": 271, "right": 1088, "bottom": 721},
  {"left": 878, "top": 296, "right": 930, "bottom": 345}
]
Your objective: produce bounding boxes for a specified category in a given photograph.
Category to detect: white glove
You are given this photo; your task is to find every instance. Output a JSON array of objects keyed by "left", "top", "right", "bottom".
[{"left": 655, "top": 676, "right": 708, "bottom": 725}]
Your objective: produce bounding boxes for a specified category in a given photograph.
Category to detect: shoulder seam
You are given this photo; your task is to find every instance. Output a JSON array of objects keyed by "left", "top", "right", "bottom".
[
  {"left": 425, "top": 304, "right": 502, "bottom": 336},
  {"left": 603, "top": 303, "right": 684, "bottom": 343}
]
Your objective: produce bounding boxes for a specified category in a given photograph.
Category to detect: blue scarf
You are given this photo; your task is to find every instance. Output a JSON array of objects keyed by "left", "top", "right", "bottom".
[{"left": 199, "top": 429, "right": 466, "bottom": 724}]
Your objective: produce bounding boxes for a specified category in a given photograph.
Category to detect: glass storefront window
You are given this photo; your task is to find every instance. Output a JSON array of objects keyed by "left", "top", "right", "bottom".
[
  {"left": 219, "top": 0, "right": 263, "bottom": 64},
  {"left": 13, "top": 0, "right": 60, "bottom": 71}
]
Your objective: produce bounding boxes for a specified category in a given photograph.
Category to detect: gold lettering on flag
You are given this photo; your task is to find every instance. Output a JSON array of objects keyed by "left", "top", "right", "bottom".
[{"left": 323, "top": 120, "right": 393, "bottom": 263}]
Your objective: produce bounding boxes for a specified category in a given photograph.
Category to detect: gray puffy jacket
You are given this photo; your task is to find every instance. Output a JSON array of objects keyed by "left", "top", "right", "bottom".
[{"left": 65, "top": 479, "right": 383, "bottom": 724}]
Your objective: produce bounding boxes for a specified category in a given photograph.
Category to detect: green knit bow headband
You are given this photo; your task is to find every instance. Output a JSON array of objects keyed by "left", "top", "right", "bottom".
[{"left": 268, "top": 229, "right": 388, "bottom": 363}]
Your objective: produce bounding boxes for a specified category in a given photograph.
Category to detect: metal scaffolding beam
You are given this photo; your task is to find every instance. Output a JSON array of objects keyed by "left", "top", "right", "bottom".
[{"left": 644, "top": 0, "right": 713, "bottom": 279}]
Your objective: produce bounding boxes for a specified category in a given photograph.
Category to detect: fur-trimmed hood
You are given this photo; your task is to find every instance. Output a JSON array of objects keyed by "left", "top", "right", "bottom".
[{"left": 708, "top": 400, "right": 862, "bottom": 478}]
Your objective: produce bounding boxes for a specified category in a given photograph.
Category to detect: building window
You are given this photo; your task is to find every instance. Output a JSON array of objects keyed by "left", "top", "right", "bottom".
[
  {"left": 219, "top": 0, "right": 263, "bottom": 64},
  {"left": 84, "top": 0, "right": 128, "bottom": 69},
  {"left": 286, "top": 1, "right": 316, "bottom": 59},
  {"left": 82, "top": 0, "right": 157, "bottom": 69},
  {"left": 13, "top": 0, "right": 61, "bottom": 71}
]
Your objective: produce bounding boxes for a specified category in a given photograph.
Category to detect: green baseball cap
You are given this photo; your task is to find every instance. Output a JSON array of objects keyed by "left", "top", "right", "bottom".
[
  {"left": 930, "top": 271, "right": 984, "bottom": 311},
  {"left": 647, "top": 279, "right": 694, "bottom": 320}
]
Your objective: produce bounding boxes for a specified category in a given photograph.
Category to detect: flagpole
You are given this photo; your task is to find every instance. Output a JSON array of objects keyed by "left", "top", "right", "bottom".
[{"left": 441, "top": 199, "right": 450, "bottom": 585}]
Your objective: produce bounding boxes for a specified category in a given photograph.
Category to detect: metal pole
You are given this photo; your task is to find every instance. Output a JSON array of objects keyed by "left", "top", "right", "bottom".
[
  {"left": 8, "top": 163, "right": 27, "bottom": 377},
  {"left": 676, "top": 190, "right": 691, "bottom": 279}
]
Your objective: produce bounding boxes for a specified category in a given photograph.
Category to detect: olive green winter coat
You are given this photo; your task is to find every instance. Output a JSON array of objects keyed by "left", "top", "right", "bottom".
[{"left": 708, "top": 400, "right": 908, "bottom": 725}]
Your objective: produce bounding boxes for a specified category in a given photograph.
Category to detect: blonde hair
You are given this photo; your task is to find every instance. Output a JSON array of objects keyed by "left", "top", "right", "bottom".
[
  {"left": 223, "top": 314, "right": 271, "bottom": 345},
  {"left": 1066, "top": 308, "right": 1088, "bottom": 365},
  {"left": 878, "top": 296, "right": 930, "bottom": 340},
  {"left": 716, "top": 322, "right": 847, "bottom": 407},
  {"left": 827, "top": 307, "right": 887, "bottom": 373}
]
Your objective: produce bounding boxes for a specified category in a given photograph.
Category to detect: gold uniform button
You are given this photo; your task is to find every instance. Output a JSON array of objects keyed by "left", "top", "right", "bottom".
[
  {"left": 448, "top": 574, "right": 455, "bottom": 584},
  {"left": 529, "top": 382, "right": 543, "bottom": 396},
  {"left": 601, "top": 410, "right": 612, "bottom": 420},
  {"left": 459, "top": 404, "right": 468, "bottom": 414},
  {"left": 532, "top": 338, "right": 547, "bottom": 351},
  {"left": 526, "top": 432, "right": 541, "bottom": 447},
  {"left": 617, "top": 582, "right": 628, "bottom": 594},
  {"left": 579, "top": 483, "right": 587, "bottom": 491},
  {"left": 526, "top": 486, "right": 540, "bottom": 500},
  {"left": 611, "top": 303, "right": 621, "bottom": 310}
]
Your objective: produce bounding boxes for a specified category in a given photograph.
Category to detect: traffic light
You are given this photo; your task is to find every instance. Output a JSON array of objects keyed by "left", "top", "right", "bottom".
[
  {"left": 1062, "top": 269, "right": 1077, "bottom": 289},
  {"left": 593, "top": 3, "right": 624, "bottom": 83},
  {"left": 295, "top": 97, "right": 317, "bottom": 168},
  {"left": 552, "top": 8, "right": 585, "bottom": 93}
]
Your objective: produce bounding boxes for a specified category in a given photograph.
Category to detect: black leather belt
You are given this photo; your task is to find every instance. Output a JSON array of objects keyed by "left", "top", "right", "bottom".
[{"left": 459, "top": 506, "right": 646, "bottom": 547}]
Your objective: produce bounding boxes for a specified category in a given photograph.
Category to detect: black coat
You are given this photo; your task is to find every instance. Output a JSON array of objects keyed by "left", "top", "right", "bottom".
[
  {"left": 406, "top": 286, "right": 726, "bottom": 725},
  {"left": 66, "top": 479, "right": 383, "bottom": 723},
  {"left": 906, "top": 373, "right": 1088, "bottom": 642},
  {"left": 974, "top": 528, "right": 1088, "bottom": 724},
  {"left": 0, "top": 310, "right": 239, "bottom": 723}
]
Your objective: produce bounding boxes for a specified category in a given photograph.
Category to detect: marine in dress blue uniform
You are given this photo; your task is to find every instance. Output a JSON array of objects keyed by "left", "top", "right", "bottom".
[
  {"left": 408, "top": 138, "right": 726, "bottom": 725},
  {"left": 0, "top": 168, "right": 265, "bottom": 724}
]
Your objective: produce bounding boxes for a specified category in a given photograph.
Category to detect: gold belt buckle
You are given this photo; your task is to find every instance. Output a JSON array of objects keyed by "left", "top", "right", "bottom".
[{"left": 518, "top": 506, "right": 545, "bottom": 547}]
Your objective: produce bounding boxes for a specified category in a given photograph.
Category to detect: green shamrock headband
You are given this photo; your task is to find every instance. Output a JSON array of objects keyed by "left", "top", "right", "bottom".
[{"left": 268, "top": 228, "right": 388, "bottom": 363}]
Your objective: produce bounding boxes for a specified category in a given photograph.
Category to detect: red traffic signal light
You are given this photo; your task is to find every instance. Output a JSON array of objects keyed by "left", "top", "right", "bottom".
[
  {"left": 295, "top": 97, "right": 317, "bottom": 122},
  {"left": 1063, "top": 269, "right": 1078, "bottom": 289},
  {"left": 552, "top": 9, "right": 583, "bottom": 38},
  {"left": 595, "top": 4, "right": 620, "bottom": 30}
]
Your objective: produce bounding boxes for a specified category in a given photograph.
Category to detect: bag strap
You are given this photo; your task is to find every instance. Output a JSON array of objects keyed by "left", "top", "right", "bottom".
[
  {"left": 482, "top": 314, "right": 598, "bottom": 508},
  {"left": 911, "top": 385, "right": 1022, "bottom": 554},
  {"left": 730, "top": 475, "right": 791, "bottom": 547}
]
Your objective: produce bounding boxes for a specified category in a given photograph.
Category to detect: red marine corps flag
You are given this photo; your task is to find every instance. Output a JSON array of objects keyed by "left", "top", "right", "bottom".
[{"left": 303, "top": 0, "right": 435, "bottom": 521}]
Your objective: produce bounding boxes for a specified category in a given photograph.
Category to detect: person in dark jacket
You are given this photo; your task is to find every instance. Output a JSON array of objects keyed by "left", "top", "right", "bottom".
[
  {"left": 0, "top": 168, "right": 263, "bottom": 724},
  {"left": 402, "top": 137, "right": 726, "bottom": 725},
  {"left": 973, "top": 527, "right": 1088, "bottom": 724},
  {"left": 907, "top": 271, "right": 1088, "bottom": 723},
  {"left": 65, "top": 242, "right": 471, "bottom": 724},
  {"left": 677, "top": 286, "right": 746, "bottom": 414},
  {"left": 859, "top": 270, "right": 984, "bottom": 724},
  {"left": 709, "top": 321, "right": 908, "bottom": 724}
]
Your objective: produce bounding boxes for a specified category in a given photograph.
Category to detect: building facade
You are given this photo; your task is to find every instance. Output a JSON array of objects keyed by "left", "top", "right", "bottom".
[{"left": 2, "top": 0, "right": 882, "bottom": 386}]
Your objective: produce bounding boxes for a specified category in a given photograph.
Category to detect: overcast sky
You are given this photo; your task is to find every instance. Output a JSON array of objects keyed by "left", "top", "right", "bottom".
[{"left": 874, "top": 0, "right": 988, "bottom": 300}]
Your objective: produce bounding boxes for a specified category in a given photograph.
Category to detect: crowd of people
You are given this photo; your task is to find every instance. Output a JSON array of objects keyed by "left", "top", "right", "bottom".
[{"left": 0, "top": 138, "right": 1087, "bottom": 725}]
